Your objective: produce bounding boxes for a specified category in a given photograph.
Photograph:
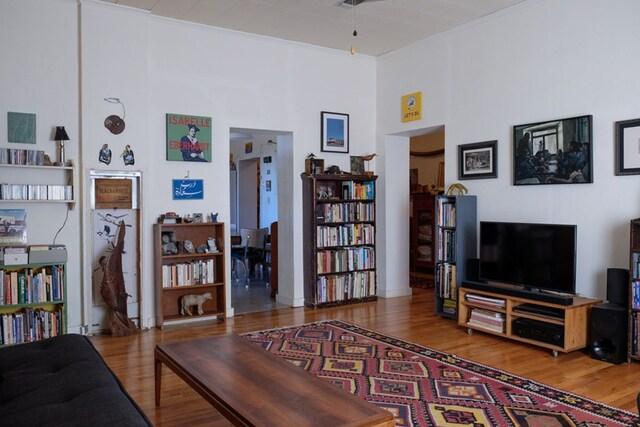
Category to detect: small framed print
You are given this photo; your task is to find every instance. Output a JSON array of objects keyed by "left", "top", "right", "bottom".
[
  {"left": 321, "top": 111, "right": 349, "bottom": 153},
  {"left": 615, "top": 118, "right": 640, "bottom": 175},
  {"left": 458, "top": 140, "right": 497, "bottom": 180},
  {"left": 350, "top": 156, "right": 364, "bottom": 175}
]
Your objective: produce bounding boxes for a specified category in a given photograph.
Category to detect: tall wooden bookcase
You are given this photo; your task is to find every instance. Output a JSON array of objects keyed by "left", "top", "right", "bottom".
[
  {"left": 628, "top": 218, "right": 640, "bottom": 361},
  {"left": 301, "top": 173, "right": 377, "bottom": 308},
  {"left": 0, "top": 262, "right": 67, "bottom": 346},
  {"left": 411, "top": 194, "right": 436, "bottom": 271},
  {"left": 434, "top": 195, "right": 477, "bottom": 319},
  {"left": 153, "top": 222, "right": 226, "bottom": 328}
]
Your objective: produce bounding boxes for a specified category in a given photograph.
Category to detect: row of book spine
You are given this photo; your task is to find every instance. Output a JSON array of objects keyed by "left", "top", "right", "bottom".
[
  {"left": 1, "top": 307, "right": 64, "bottom": 346},
  {"left": 316, "top": 223, "right": 374, "bottom": 247},
  {"left": 436, "top": 262, "right": 457, "bottom": 300},
  {"left": 316, "top": 247, "right": 375, "bottom": 274},
  {"left": 0, "top": 266, "right": 64, "bottom": 305},
  {"left": 436, "top": 229, "right": 456, "bottom": 261},
  {"left": 0, "top": 149, "right": 45, "bottom": 166},
  {"left": 316, "top": 201, "right": 374, "bottom": 223},
  {"left": 632, "top": 311, "right": 640, "bottom": 357},
  {"left": 437, "top": 200, "right": 456, "bottom": 227},
  {"left": 315, "top": 270, "right": 376, "bottom": 303},
  {"left": 631, "top": 280, "right": 640, "bottom": 309},
  {"left": 340, "top": 180, "right": 375, "bottom": 200},
  {"left": 162, "top": 259, "right": 215, "bottom": 287},
  {"left": 467, "top": 307, "right": 506, "bottom": 333},
  {"left": 0, "top": 184, "right": 73, "bottom": 201}
]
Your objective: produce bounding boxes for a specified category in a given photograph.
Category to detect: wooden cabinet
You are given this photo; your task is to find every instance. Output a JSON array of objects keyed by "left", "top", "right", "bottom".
[
  {"left": 459, "top": 286, "right": 600, "bottom": 356},
  {"left": 0, "top": 262, "right": 67, "bottom": 345},
  {"left": 0, "top": 161, "right": 76, "bottom": 209},
  {"left": 154, "top": 222, "right": 226, "bottom": 328},
  {"left": 411, "top": 194, "right": 435, "bottom": 271},
  {"left": 301, "top": 174, "right": 377, "bottom": 308},
  {"left": 628, "top": 218, "right": 640, "bottom": 361},
  {"left": 434, "top": 195, "right": 476, "bottom": 319}
]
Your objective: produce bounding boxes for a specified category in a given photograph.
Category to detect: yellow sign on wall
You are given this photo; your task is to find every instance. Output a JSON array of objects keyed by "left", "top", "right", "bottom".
[{"left": 401, "top": 92, "right": 422, "bottom": 122}]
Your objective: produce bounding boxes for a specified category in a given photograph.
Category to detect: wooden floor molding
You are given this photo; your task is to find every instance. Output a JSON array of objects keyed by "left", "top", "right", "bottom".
[{"left": 89, "top": 289, "right": 640, "bottom": 426}]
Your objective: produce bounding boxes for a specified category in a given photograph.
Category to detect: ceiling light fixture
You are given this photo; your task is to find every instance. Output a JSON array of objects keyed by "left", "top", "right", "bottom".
[{"left": 350, "top": 0, "right": 358, "bottom": 54}]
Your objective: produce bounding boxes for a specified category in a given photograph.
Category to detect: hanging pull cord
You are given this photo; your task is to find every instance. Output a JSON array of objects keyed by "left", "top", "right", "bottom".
[{"left": 104, "top": 97, "right": 126, "bottom": 119}]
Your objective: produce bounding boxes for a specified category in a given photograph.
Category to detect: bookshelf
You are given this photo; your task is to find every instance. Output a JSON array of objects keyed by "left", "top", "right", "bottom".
[
  {"left": 628, "top": 218, "right": 640, "bottom": 361},
  {"left": 0, "top": 161, "right": 76, "bottom": 209},
  {"left": 434, "top": 195, "right": 477, "bottom": 319},
  {"left": 153, "top": 222, "right": 226, "bottom": 328},
  {"left": 301, "top": 174, "right": 377, "bottom": 308},
  {"left": 0, "top": 261, "right": 67, "bottom": 346}
]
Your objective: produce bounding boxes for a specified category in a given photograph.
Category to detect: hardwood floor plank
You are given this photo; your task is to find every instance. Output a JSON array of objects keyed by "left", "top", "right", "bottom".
[{"left": 89, "top": 290, "right": 640, "bottom": 425}]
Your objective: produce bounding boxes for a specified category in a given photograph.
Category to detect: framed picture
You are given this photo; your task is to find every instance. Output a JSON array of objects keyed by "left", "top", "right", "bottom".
[
  {"left": 321, "top": 111, "right": 349, "bottom": 153},
  {"left": 166, "top": 114, "right": 212, "bottom": 162},
  {"left": 615, "top": 118, "right": 640, "bottom": 175},
  {"left": 458, "top": 140, "right": 497, "bottom": 180},
  {"left": 513, "top": 115, "right": 592, "bottom": 185},
  {"left": 350, "top": 156, "right": 364, "bottom": 175},
  {"left": 305, "top": 158, "right": 325, "bottom": 175},
  {"left": 172, "top": 179, "right": 204, "bottom": 200}
]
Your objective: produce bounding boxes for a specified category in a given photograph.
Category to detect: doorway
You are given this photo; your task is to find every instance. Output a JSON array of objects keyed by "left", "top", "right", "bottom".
[{"left": 229, "top": 128, "right": 285, "bottom": 314}]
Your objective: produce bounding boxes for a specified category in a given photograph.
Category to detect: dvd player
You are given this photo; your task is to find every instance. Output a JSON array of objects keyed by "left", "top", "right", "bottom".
[{"left": 461, "top": 281, "right": 573, "bottom": 306}]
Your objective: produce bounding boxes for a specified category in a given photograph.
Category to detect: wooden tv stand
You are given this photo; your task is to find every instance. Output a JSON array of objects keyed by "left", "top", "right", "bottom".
[{"left": 458, "top": 285, "right": 600, "bottom": 356}]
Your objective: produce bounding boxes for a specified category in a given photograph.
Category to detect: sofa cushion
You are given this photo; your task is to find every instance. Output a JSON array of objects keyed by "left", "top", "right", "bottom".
[{"left": 0, "top": 334, "right": 151, "bottom": 426}]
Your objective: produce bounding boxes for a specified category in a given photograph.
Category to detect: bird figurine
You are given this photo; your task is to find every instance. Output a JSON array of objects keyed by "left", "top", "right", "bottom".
[
  {"left": 306, "top": 153, "right": 316, "bottom": 159},
  {"left": 362, "top": 153, "right": 377, "bottom": 176}
]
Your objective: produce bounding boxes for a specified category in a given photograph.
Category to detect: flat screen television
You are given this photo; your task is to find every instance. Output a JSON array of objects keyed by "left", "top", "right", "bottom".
[{"left": 479, "top": 221, "right": 576, "bottom": 294}]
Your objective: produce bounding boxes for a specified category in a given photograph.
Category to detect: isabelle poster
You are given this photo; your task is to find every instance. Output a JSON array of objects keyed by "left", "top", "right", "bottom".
[{"left": 166, "top": 113, "right": 212, "bottom": 162}]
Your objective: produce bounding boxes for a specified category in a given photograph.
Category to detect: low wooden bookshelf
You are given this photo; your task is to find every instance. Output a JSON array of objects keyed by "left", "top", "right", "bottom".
[
  {"left": 459, "top": 285, "right": 600, "bottom": 356},
  {"left": 153, "top": 222, "right": 226, "bottom": 328}
]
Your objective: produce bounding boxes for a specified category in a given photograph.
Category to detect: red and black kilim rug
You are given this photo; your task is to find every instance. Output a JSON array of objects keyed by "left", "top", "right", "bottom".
[{"left": 242, "top": 320, "right": 640, "bottom": 426}]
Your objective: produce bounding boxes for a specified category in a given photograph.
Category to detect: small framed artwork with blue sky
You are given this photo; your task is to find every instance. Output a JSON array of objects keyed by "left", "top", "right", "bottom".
[{"left": 321, "top": 111, "right": 349, "bottom": 153}]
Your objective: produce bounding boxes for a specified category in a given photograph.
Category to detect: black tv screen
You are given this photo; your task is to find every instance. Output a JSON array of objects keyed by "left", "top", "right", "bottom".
[{"left": 479, "top": 221, "right": 576, "bottom": 294}]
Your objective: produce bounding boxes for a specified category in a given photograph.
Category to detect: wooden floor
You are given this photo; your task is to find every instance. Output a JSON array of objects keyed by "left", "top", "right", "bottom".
[{"left": 90, "top": 289, "right": 640, "bottom": 426}]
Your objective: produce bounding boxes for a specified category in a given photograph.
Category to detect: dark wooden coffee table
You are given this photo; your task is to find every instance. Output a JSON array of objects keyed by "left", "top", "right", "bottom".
[{"left": 155, "top": 334, "right": 394, "bottom": 427}]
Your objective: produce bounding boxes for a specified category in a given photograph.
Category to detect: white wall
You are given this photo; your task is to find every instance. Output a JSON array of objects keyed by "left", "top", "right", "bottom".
[
  {"left": 1, "top": 0, "right": 377, "bottom": 328},
  {"left": 0, "top": 0, "right": 82, "bottom": 329},
  {"left": 377, "top": 0, "right": 640, "bottom": 300}
]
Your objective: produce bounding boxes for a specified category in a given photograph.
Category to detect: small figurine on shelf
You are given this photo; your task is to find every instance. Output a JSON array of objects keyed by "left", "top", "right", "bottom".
[{"left": 180, "top": 292, "right": 212, "bottom": 316}]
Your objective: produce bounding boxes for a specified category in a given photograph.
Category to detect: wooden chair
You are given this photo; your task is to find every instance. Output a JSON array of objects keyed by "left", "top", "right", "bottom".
[{"left": 231, "top": 228, "right": 268, "bottom": 280}]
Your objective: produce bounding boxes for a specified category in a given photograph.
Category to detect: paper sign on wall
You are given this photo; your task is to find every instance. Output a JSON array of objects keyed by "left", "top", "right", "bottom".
[{"left": 401, "top": 92, "right": 422, "bottom": 123}]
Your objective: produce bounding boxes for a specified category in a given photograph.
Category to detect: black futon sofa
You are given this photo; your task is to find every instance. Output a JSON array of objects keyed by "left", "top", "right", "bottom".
[{"left": 0, "top": 334, "right": 151, "bottom": 426}]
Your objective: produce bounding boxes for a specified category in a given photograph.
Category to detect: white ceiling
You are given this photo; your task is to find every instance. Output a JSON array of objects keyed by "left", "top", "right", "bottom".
[{"left": 101, "top": 0, "right": 526, "bottom": 57}]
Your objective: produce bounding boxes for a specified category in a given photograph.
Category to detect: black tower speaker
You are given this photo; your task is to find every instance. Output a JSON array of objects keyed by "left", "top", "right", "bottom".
[
  {"left": 590, "top": 302, "right": 628, "bottom": 364},
  {"left": 466, "top": 258, "right": 480, "bottom": 282},
  {"left": 606, "top": 268, "right": 629, "bottom": 306}
]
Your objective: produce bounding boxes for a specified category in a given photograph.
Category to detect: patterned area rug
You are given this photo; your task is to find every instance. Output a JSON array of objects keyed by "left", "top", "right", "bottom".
[
  {"left": 410, "top": 273, "right": 434, "bottom": 290},
  {"left": 242, "top": 320, "right": 640, "bottom": 426}
]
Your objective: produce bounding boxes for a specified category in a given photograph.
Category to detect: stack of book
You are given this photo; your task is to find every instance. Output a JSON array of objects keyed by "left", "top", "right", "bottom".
[
  {"left": 465, "top": 293, "right": 506, "bottom": 309},
  {"left": 467, "top": 307, "right": 505, "bottom": 333}
]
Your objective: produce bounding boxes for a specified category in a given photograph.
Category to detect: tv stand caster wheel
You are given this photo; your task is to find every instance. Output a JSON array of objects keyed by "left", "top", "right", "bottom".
[
  {"left": 467, "top": 328, "right": 473, "bottom": 335},
  {"left": 552, "top": 350, "right": 558, "bottom": 358}
]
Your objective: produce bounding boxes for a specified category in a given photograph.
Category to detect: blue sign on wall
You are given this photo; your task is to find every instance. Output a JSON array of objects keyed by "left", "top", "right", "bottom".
[{"left": 172, "top": 179, "right": 204, "bottom": 200}]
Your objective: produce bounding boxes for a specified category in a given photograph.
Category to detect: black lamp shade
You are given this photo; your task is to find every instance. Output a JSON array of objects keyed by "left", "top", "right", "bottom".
[{"left": 54, "top": 126, "right": 70, "bottom": 141}]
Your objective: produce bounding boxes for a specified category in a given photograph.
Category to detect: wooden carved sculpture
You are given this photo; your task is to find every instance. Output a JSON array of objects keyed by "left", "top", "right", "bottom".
[{"left": 100, "top": 220, "right": 137, "bottom": 336}]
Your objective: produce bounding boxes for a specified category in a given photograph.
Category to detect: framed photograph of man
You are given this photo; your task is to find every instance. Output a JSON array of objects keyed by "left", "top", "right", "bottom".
[
  {"left": 458, "top": 140, "right": 497, "bottom": 180},
  {"left": 166, "top": 113, "right": 212, "bottom": 162},
  {"left": 615, "top": 118, "right": 640, "bottom": 175},
  {"left": 321, "top": 111, "right": 349, "bottom": 153},
  {"left": 513, "top": 115, "right": 592, "bottom": 185}
]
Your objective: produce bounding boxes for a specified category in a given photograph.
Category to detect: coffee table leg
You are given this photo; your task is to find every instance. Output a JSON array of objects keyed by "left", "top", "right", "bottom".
[{"left": 155, "top": 356, "right": 162, "bottom": 407}]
